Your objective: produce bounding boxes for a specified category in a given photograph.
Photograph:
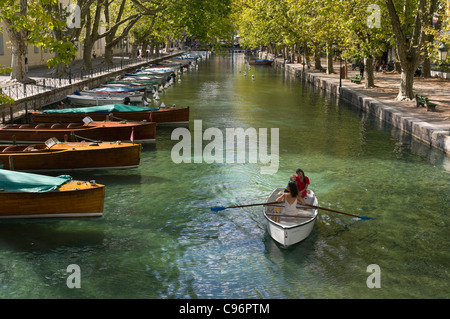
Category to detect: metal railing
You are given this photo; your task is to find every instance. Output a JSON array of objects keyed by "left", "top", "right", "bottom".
[{"left": 0, "top": 54, "right": 169, "bottom": 101}]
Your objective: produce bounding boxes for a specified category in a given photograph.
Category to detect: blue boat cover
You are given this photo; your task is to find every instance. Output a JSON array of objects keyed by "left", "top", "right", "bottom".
[
  {"left": 0, "top": 169, "right": 72, "bottom": 193},
  {"left": 42, "top": 104, "right": 160, "bottom": 114}
]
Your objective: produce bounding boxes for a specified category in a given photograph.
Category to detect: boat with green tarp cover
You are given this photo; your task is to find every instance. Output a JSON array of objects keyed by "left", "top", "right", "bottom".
[
  {"left": 0, "top": 169, "right": 105, "bottom": 219},
  {"left": 31, "top": 104, "right": 189, "bottom": 124}
]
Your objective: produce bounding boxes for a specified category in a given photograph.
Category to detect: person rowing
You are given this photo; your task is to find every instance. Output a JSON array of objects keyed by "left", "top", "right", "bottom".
[{"left": 276, "top": 180, "right": 306, "bottom": 215}]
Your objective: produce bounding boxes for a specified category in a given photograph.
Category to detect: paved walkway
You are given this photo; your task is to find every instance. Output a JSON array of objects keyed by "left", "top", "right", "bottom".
[
  {"left": 281, "top": 58, "right": 450, "bottom": 133},
  {"left": 0, "top": 54, "right": 176, "bottom": 102},
  {"left": 0, "top": 55, "right": 156, "bottom": 84}
]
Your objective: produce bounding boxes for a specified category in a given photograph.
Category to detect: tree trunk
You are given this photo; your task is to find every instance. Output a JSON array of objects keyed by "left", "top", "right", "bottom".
[
  {"left": 82, "top": 38, "right": 95, "bottom": 70},
  {"left": 82, "top": 0, "right": 103, "bottom": 70},
  {"left": 314, "top": 43, "right": 322, "bottom": 70},
  {"left": 103, "top": 31, "right": 115, "bottom": 66},
  {"left": 53, "top": 60, "right": 68, "bottom": 76},
  {"left": 4, "top": 0, "right": 34, "bottom": 84},
  {"left": 364, "top": 56, "right": 375, "bottom": 88},
  {"left": 394, "top": 61, "right": 401, "bottom": 73},
  {"left": 142, "top": 40, "right": 149, "bottom": 57},
  {"left": 326, "top": 43, "right": 334, "bottom": 74},
  {"left": 7, "top": 29, "right": 30, "bottom": 83},
  {"left": 104, "top": 43, "right": 114, "bottom": 66},
  {"left": 397, "top": 62, "right": 417, "bottom": 100},
  {"left": 132, "top": 43, "right": 139, "bottom": 58},
  {"left": 422, "top": 56, "right": 431, "bottom": 78}
]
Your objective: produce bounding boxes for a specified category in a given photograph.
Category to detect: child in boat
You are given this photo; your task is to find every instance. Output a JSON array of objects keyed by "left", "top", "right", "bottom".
[
  {"left": 287, "top": 174, "right": 296, "bottom": 187},
  {"left": 284, "top": 174, "right": 297, "bottom": 193}
]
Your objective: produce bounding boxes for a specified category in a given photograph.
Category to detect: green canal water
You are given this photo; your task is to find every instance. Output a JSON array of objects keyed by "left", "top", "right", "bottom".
[{"left": 0, "top": 53, "right": 448, "bottom": 299}]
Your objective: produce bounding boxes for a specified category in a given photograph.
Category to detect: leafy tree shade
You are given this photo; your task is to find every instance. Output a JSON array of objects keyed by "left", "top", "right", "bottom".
[
  {"left": 0, "top": 0, "right": 77, "bottom": 82},
  {"left": 233, "top": 0, "right": 449, "bottom": 100}
]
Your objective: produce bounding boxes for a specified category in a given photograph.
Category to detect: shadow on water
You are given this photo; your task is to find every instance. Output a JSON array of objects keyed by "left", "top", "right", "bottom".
[
  {"left": 264, "top": 226, "right": 319, "bottom": 264},
  {"left": 0, "top": 221, "right": 105, "bottom": 252}
]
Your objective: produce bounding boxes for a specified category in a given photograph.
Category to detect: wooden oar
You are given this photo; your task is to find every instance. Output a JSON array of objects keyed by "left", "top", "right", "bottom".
[
  {"left": 211, "top": 201, "right": 373, "bottom": 220},
  {"left": 210, "top": 201, "right": 279, "bottom": 211},
  {"left": 298, "top": 203, "right": 373, "bottom": 220}
]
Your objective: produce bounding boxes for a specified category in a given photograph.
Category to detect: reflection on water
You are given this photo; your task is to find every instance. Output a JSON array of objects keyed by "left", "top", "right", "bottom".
[{"left": 0, "top": 53, "right": 448, "bottom": 299}]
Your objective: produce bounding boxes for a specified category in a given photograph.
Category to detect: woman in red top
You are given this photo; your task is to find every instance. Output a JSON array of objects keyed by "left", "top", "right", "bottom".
[{"left": 296, "top": 168, "right": 310, "bottom": 198}]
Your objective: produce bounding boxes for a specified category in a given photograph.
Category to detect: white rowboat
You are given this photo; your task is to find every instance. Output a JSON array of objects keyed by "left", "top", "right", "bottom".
[
  {"left": 80, "top": 90, "right": 145, "bottom": 103},
  {"left": 264, "top": 188, "right": 319, "bottom": 247}
]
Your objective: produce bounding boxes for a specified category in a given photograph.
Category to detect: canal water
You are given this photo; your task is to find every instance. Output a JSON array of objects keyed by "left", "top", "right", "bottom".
[{"left": 0, "top": 53, "right": 448, "bottom": 299}]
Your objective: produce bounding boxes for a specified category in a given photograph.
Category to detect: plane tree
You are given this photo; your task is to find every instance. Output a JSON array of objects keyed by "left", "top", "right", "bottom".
[
  {"left": 0, "top": 0, "right": 77, "bottom": 82},
  {"left": 384, "top": 0, "right": 440, "bottom": 100}
]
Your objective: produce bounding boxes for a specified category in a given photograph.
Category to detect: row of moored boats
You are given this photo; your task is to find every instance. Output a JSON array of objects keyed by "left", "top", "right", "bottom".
[{"left": 0, "top": 53, "right": 203, "bottom": 220}]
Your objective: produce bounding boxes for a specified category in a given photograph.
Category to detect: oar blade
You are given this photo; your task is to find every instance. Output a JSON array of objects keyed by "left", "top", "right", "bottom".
[
  {"left": 359, "top": 216, "right": 374, "bottom": 220},
  {"left": 210, "top": 206, "right": 227, "bottom": 211}
]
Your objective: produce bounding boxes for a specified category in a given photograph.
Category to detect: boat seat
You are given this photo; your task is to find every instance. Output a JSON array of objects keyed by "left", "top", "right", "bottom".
[
  {"left": 2, "top": 145, "right": 21, "bottom": 152},
  {"left": 67, "top": 123, "right": 82, "bottom": 128},
  {"left": 51, "top": 123, "right": 64, "bottom": 129},
  {"left": 23, "top": 145, "right": 39, "bottom": 152},
  {"left": 19, "top": 124, "right": 31, "bottom": 128},
  {"left": 35, "top": 124, "right": 48, "bottom": 129}
]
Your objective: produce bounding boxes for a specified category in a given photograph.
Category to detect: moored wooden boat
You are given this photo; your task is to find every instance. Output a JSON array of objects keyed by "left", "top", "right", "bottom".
[
  {"left": 67, "top": 94, "right": 143, "bottom": 106},
  {"left": 0, "top": 169, "right": 105, "bottom": 219},
  {"left": 0, "top": 140, "right": 141, "bottom": 171},
  {"left": 249, "top": 59, "right": 273, "bottom": 65},
  {"left": 0, "top": 120, "right": 156, "bottom": 143},
  {"left": 264, "top": 188, "right": 318, "bottom": 247},
  {"left": 31, "top": 104, "right": 189, "bottom": 125}
]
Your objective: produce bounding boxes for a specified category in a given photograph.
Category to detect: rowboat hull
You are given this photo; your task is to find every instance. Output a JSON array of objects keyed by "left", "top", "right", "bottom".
[
  {"left": 105, "top": 82, "right": 159, "bottom": 89},
  {"left": 0, "top": 141, "right": 141, "bottom": 171},
  {"left": 0, "top": 121, "right": 156, "bottom": 143},
  {"left": 0, "top": 180, "right": 105, "bottom": 219},
  {"left": 101, "top": 83, "right": 154, "bottom": 89},
  {"left": 249, "top": 60, "right": 273, "bottom": 65},
  {"left": 67, "top": 94, "right": 140, "bottom": 106},
  {"left": 79, "top": 91, "right": 145, "bottom": 102},
  {"left": 31, "top": 107, "right": 189, "bottom": 125},
  {"left": 264, "top": 188, "right": 318, "bottom": 248},
  {"left": 88, "top": 86, "right": 146, "bottom": 93}
]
